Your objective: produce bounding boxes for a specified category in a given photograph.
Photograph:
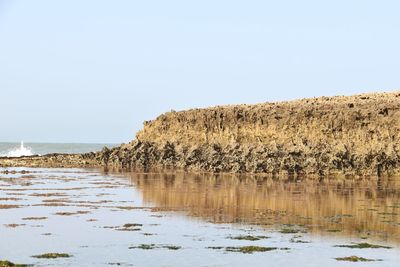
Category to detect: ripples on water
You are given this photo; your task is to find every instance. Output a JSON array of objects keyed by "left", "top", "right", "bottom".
[{"left": 0, "top": 168, "right": 399, "bottom": 266}]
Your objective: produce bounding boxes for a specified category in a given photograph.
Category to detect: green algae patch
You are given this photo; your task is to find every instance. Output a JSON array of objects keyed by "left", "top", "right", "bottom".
[
  {"left": 161, "top": 245, "right": 182, "bottom": 250},
  {"left": 0, "top": 260, "right": 31, "bottom": 267},
  {"left": 130, "top": 244, "right": 156, "bottom": 250},
  {"left": 129, "top": 244, "right": 182, "bottom": 250},
  {"left": 335, "top": 256, "right": 380, "bottom": 262},
  {"left": 32, "top": 253, "right": 71, "bottom": 259},
  {"left": 279, "top": 228, "right": 300, "bottom": 234},
  {"left": 123, "top": 223, "right": 143, "bottom": 228},
  {"left": 228, "top": 235, "right": 270, "bottom": 241},
  {"left": 115, "top": 228, "right": 141, "bottom": 232},
  {"left": 117, "top": 223, "right": 143, "bottom": 231},
  {"left": 54, "top": 211, "right": 90, "bottom": 216},
  {"left": 105, "top": 223, "right": 143, "bottom": 232},
  {"left": 334, "top": 243, "right": 392, "bottom": 249},
  {"left": 207, "top": 246, "right": 224, "bottom": 250},
  {"left": 225, "top": 246, "right": 278, "bottom": 254}
]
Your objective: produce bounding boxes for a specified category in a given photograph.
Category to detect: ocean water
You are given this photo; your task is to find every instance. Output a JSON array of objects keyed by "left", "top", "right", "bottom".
[{"left": 0, "top": 142, "right": 117, "bottom": 157}]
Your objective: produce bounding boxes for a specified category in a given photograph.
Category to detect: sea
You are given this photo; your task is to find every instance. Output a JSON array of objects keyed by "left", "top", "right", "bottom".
[{"left": 0, "top": 142, "right": 117, "bottom": 157}]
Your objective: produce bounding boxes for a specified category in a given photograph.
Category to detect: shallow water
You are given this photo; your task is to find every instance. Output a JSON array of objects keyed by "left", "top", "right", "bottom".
[{"left": 0, "top": 168, "right": 399, "bottom": 266}]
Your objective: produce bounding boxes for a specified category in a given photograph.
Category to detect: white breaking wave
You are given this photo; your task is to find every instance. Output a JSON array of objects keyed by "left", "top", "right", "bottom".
[{"left": 5, "top": 141, "right": 34, "bottom": 157}]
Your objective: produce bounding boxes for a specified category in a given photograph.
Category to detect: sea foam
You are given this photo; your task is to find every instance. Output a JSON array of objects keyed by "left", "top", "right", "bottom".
[{"left": 4, "top": 141, "right": 34, "bottom": 157}]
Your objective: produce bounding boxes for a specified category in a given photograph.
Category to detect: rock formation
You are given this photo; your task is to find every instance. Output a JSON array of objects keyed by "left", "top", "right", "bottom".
[
  {"left": 0, "top": 153, "right": 97, "bottom": 168},
  {"left": 99, "top": 91, "right": 400, "bottom": 177},
  {"left": 1, "top": 91, "right": 400, "bottom": 177}
]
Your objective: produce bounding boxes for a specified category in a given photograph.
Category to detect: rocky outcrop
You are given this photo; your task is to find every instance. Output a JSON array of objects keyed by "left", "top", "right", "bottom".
[
  {"left": 1, "top": 91, "right": 400, "bottom": 177},
  {"left": 0, "top": 153, "right": 98, "bottom": 168},
  {"left": 99, "top": 91, "right": 400, "bottom": 177}
]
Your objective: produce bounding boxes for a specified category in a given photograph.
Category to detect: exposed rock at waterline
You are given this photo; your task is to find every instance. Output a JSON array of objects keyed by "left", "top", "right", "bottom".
[{"left": 0, "top": 153, "right": 98, "bottom": 168}]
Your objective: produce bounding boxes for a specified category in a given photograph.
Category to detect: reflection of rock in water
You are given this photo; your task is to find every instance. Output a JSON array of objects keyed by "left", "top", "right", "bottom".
[{"left": 129, "top": 172, "right": 400, "bottom": 243}]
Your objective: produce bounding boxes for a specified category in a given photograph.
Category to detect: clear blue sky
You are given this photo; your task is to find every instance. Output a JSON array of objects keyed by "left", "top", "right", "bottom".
[{"left": 0, "top": 0, "right": 399, "bottom": 143}]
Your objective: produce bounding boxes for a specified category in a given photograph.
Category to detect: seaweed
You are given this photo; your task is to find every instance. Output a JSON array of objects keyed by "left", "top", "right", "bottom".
[
  {"left": 32, "top": 253, "right": 71, "bottom": 259},
  {"left": 334, "top": 243, "right": 392, "bottom": 249},
  {"left": 225, "top": 246, "right": 278, "bottom": 254},
  {"left": 335, "top": 256, "right": 380, "bottom": 262}
]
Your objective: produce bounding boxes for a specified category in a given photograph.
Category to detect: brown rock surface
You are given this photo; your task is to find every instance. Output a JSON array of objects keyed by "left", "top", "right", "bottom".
[
  {"left": 0, "top": 153, "right": 98, "bottom": 168},
  {"left": 1, "top": 91, "right": 400, "bottom": 177},
  {"left": 103, "top": 91, "right": 400, "bottom": 177}
]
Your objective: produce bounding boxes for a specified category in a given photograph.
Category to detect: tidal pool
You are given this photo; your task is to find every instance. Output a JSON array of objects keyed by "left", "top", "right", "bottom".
[{"left": 0, "top": 168, "right": 399, "bottom": 266}]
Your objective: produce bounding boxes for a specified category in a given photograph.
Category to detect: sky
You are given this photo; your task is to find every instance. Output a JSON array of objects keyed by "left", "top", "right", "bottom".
[{"left": 0, "top": 0, "right": 399, "bottom": 143}]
